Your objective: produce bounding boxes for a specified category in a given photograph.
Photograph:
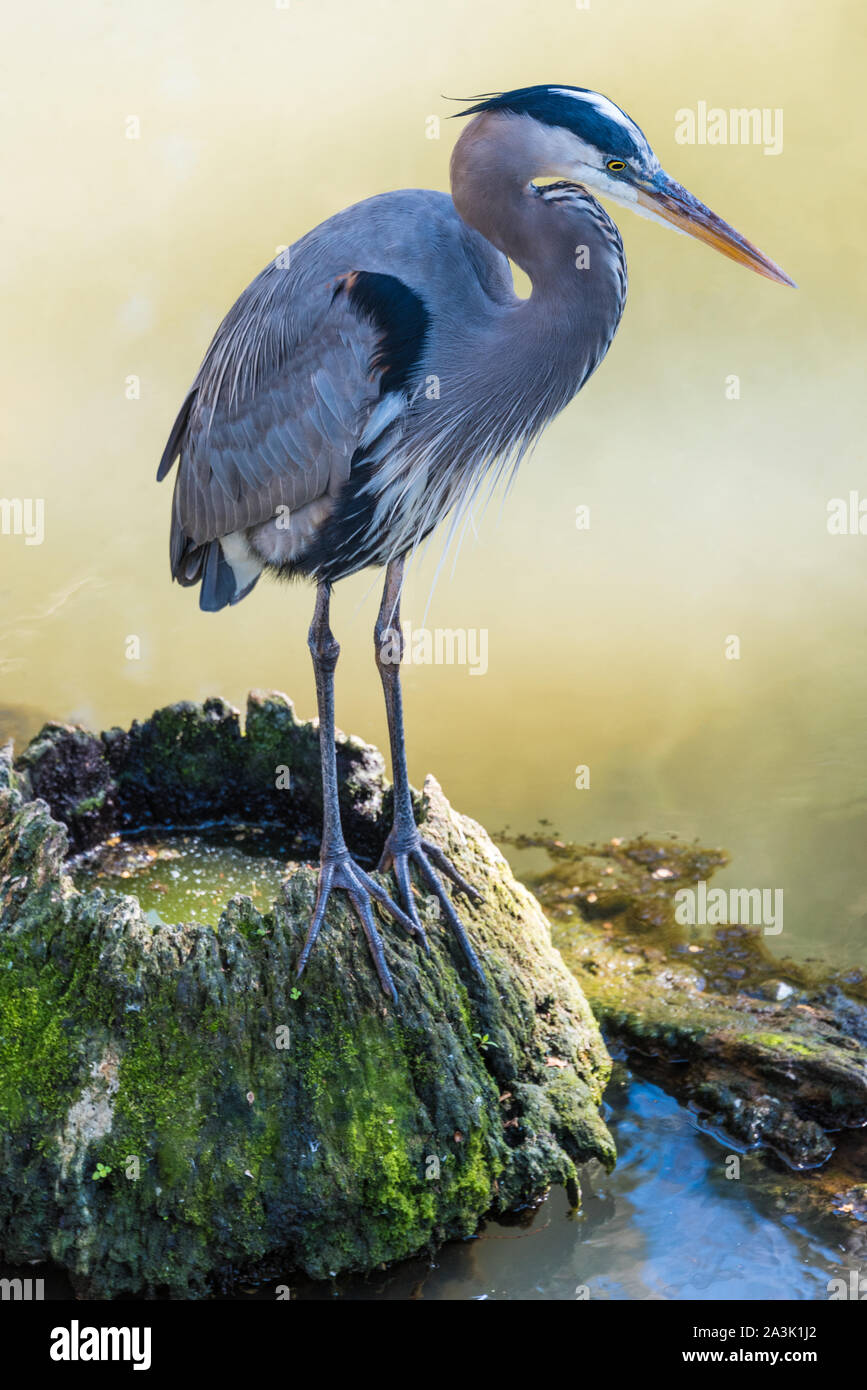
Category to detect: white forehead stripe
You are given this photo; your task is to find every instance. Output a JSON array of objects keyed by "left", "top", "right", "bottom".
[{"left": 551, "top": 88, "right": 631, "bottom": 129}]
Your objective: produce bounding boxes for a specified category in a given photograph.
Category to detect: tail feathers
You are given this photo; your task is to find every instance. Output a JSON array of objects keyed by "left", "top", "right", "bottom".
[
  {"left": 200, "top": 540, "right": 239, "bottom": 611},
  {"left": 171, "top": 519, "right": 262, "bottom": 613},
  {"left": 168, "top": 475, "right": 262, "bottom": 611}
]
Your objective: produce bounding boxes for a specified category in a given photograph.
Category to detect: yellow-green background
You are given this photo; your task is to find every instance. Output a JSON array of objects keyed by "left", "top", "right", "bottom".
[{"left": 2, "top": 0, "right": 865, "bottom": 963}]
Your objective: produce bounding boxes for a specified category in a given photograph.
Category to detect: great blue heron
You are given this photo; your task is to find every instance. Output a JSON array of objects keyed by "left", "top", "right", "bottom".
[{"left": 158, "top": 84, "right": 794, "bottom": 1000}]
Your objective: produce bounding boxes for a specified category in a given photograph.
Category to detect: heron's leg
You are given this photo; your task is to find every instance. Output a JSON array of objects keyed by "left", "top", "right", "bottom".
[
  {"left": 374, "top": 557, "right": 484, "bottom": 980},
  {"left": 296, "top": 581, "right": 418, "bottom": 1002}
]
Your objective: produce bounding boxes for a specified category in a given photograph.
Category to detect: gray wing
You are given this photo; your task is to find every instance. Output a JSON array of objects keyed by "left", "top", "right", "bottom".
[
  {"left": 159, "top": 188, "right": 512, "bottom": 605},
  {"left": 159, "top": 260, "right": 383, "bottom": 591}
]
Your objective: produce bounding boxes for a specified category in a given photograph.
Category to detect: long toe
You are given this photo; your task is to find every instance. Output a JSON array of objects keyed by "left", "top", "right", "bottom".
[
  {"left": 296, "top": 861, "right": 335, "bottom": 978},
  {"left": 420, "top": 837, "right": 483, "bottom": 904},
  {"left": 296, "top": 854, "right": 411, "bottom": 1000},
  {"left": 390, "top": 854, "right": 430, "bottom": 953},
  {"left": 346, "top": 884, "right": 397, "bottom": 1002},
  {"left": 379, "top": 831, "right": 484, "bottom": 982},
  {"left": 354, "top": 862, "right": 423, "bottom": 940},
  {"left": 414, "top": 850, "right": 485, "bottom": 980}
]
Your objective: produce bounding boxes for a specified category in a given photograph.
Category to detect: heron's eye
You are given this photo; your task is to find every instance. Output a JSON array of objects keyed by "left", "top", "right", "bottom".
[{"left": 606, "top": 159, "right": 626, "bottom": 172}]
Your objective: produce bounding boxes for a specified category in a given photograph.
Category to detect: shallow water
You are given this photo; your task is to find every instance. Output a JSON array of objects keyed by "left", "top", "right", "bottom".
[
  {"left": 233, "top": 1071, "right": 860, "bottom": 1301},
  {"left": 70, "top": 825, "right": 295, "bottom": 927},
  {"left": 328, "top": 1075, "right": 858, "bottom": 1302}
]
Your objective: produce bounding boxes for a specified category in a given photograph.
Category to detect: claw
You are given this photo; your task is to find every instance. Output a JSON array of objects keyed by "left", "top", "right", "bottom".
[
  {"left": 421, "top": 838, "right": 483, "bottom": 904},
  {"left": 296, "top": 853, "right": 417, "bottom": 1001},
  {"left": 380, "top": 829, "right": 484, "bottom": 982}
]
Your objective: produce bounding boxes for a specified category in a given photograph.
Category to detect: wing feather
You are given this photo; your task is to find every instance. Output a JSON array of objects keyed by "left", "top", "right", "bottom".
[{"left": 159, "top": 263, "right": 383, "bottom": 559}]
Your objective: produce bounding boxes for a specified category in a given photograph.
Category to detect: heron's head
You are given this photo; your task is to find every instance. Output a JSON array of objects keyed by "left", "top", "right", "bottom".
[{"left": 456, "top": 85, "right": 795, "bottom": 287}]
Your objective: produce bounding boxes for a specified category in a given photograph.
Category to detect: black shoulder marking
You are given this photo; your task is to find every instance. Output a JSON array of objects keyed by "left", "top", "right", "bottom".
[
  {"left": 295, "top": 273, "right": 430, "bottom": 583},
  {"left": 453, "top": 85, "right": 643, "bottom": 163},
  {"left": 333, "top": 270, "right": 430, "bottom": 396}
]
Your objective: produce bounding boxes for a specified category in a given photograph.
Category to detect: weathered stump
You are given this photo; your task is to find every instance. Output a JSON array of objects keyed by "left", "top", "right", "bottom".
[{"left": 0, "top": 692, "right": 614, "bottom": 1298}]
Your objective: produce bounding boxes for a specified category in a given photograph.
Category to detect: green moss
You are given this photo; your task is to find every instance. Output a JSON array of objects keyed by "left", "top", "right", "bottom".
[
  {"left": 294, "top": 1004, "right": 500, "bottom": 1266},
  {"left": 0, "top": 973, "right": 80, "bottom": 1128},
  {"left": 748, "top": 1032, "right": 815, "bottom": 1056},
  {"left": 441, "top": 1128, "right": 497, "bottom": 1215},
  {"left": 103, "top": 1010, "right": 218, "bottom": 1184}
]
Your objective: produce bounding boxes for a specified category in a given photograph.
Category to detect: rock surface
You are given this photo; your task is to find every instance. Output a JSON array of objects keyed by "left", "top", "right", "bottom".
[
  {"left": 513, "top": 831, "right": 867, "bottom": 1213},
  {"left": 0, "top": 693, "right": 614, "bottom": 1298}
]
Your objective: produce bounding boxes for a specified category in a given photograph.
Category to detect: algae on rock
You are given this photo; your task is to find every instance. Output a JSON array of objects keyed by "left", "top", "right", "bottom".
[
  {"left": 513, "top": 830, "right": 867, "bottom": 1181},
  {"left": 0, "top": 692, "right": 614, "bottom": 1298}
]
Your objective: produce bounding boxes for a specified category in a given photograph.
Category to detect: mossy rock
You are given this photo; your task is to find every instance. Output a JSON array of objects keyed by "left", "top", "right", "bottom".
[
  {"left": 518, "top": 833, "right": 867, "bottom": 1173},
  {"left": 0, "top": 693, "right": 613, "bottom": 1298}
]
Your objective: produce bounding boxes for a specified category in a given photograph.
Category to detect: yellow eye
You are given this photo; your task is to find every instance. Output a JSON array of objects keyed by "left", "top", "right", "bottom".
[{"left": 607, "top": 159, "right": 626, "bottom": 172}]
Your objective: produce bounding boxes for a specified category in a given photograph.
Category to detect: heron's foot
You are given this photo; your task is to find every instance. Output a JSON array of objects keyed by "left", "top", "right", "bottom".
[
  {"left": 378, "top": 826, "right": 485, "bottom": 981},
  {"left": 296, "top": 851, "right": 420, "bottom": 1002}
]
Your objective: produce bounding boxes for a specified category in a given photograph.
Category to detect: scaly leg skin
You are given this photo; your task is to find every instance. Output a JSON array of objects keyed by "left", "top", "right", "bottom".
[
  {"left": 296, "top": 582, "right": 420, "bottom": 1002},
  {"left": 374, "top": 556, "right": 485, "bottom": 982}
]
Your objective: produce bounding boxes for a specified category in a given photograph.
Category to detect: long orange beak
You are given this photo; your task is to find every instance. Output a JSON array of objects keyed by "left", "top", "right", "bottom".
[{"left": 636, "top": 172, "right": 796, "bottom": 287}]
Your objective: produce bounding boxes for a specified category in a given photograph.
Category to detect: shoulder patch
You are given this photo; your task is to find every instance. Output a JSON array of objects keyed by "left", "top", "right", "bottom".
[{"left": 333, "top": 270, "right": 430, "bottom": 396}]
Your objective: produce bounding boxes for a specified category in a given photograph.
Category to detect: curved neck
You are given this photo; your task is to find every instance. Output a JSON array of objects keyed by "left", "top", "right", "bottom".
[
  {"left": 444, "top": 112, "right": 628, "bottom": 430},
  {"left": 450, "top": 112, "right": 617, "bottom": 302},
  {"left": 450, "top": 115, "right": 553, "bottom": 290}
]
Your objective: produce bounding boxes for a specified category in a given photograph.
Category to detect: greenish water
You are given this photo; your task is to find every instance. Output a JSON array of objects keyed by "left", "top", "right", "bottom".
[
  {"left": 70, "top": 825, "right": 294, "bottom": 926},
  {"left": 3, "top": 2, "right": 866, "bottom": 982}
]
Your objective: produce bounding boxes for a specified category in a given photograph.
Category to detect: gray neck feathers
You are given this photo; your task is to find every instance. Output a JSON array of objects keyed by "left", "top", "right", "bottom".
[{"left": 448, "top": 111, "right": 627, "bottom": 411}]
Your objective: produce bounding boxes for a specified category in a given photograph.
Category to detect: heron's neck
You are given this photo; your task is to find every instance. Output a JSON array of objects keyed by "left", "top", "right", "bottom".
[
  {"left": 450, "top": 113, "right": 624, "bottom": 304},
  {"left": 452, "top": 121, "right": 539, "bottom": 283},
  {"left": 449, "top": 113, "right": 626, "bottom": 410}
]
